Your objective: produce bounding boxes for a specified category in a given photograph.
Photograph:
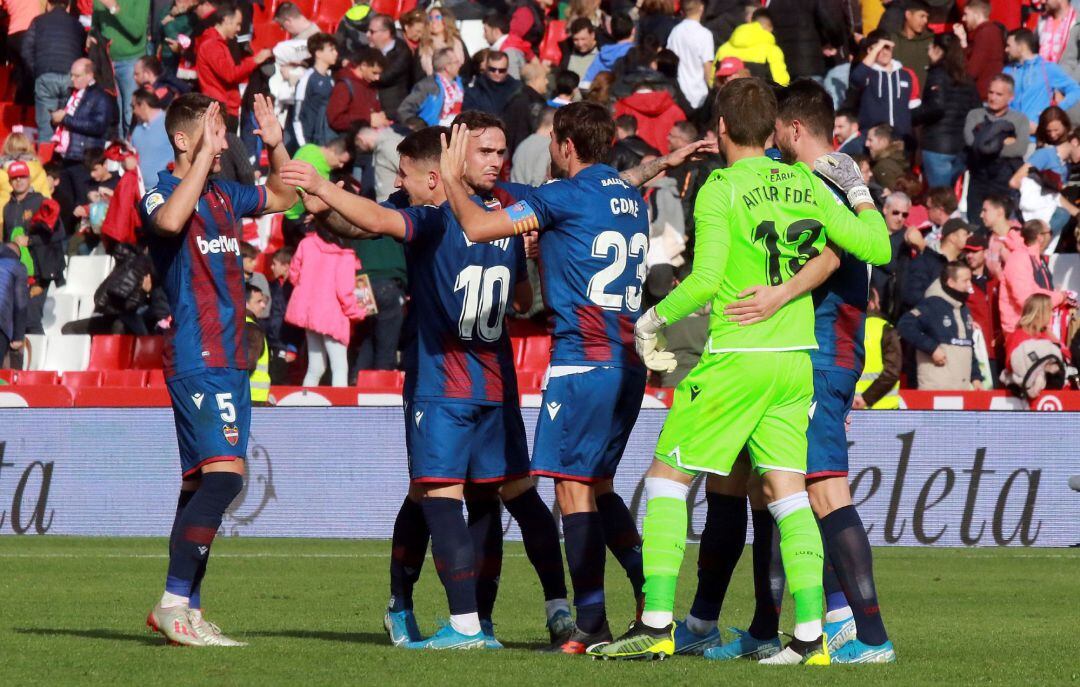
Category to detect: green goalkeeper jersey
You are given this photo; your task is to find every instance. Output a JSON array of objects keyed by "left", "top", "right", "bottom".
[{"left": 655, "top": 156, "right": 891, "bottom": 352}]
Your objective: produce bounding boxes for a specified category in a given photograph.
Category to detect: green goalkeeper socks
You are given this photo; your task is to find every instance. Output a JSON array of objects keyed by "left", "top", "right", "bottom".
[
  {"left": 768, "top": 491, "right": 824, "bottom": 642},
  {"left": 640, "top": 478, "right": 690, "bottom": 627}
]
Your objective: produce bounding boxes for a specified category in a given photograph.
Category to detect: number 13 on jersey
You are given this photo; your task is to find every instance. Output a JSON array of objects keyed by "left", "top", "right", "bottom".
[{"left": 587, "top": 230, "right": 647, "bottom": 312}]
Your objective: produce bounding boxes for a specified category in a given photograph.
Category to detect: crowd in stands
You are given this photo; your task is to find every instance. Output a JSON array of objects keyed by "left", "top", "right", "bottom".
[{"left": 0, "top": 0, "right": 1079, "bottom": 400}]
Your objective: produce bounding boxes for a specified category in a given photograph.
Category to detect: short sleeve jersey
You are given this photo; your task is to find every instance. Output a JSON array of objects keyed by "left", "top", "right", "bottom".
[
  {"left": 397, "top": 197, "right": 527, "bottom": 405},
  {"left": 506, "top": 164, "right": 649, "bottom": 368},
  {"left": 688, "top": 157, "right": 871, "bottom": 352},
  {"left": 140, "top": 171, "right": 268, "bottom": 379},
  {"left": 810, "top": 175, "right": 869, "bottom": 374}
]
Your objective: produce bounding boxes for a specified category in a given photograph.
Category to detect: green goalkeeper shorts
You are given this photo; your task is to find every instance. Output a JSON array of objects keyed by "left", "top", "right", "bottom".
[{"left": 655, "top": 349, "right": 813, "bottom": 476}]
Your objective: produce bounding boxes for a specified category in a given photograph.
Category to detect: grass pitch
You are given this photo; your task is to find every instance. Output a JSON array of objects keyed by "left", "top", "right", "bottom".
[{"left": 1, "top": 537, "right": 1076, "bottom": 686}]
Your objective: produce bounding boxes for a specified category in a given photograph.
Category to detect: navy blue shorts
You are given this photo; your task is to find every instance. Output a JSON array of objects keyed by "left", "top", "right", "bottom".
[
  {"left": 531, "top": 366, "right": 646, "bottom": 483},
  {"left": 405, "top": 398, "right": 531, "bottom": 484},
  {"left": 166, "top": 368, "right": 251, "bottom": 478},
  {"left": 806, "top": 368, "right": 858, "bottom": 479}
]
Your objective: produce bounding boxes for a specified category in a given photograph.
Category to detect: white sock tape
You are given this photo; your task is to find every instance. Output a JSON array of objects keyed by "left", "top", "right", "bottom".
[
  {"left": 767, "top": 491, "right": 811, "bottom": 523},
  {"left": 645, "top": 477, "right": 690, "bottom": 501}
]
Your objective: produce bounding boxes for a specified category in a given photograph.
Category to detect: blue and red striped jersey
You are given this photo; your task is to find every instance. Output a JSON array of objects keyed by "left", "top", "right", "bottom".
[
  {"left": 140, "top": 171, "right": 268, "bottom": 379},
  {"left": 811, "top": 174, "right": 869, "bottom": 374},
  {"left": 398, "top": 197, "right": 527, "bottom": 405},
  {"left": 504, "top": 164, "right": 648, "bottom": 369}
]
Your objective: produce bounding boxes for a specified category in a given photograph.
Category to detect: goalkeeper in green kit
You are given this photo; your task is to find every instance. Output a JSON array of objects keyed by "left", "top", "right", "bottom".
[{"left": 590, "top": 78, "right": 891, "bottom": 664}]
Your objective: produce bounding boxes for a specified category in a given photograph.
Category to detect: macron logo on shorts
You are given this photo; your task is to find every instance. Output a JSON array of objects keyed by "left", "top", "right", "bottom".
[
  {"left": 546, "top": 401, "right": 562, "bottom": 420},
  {"left": 196, "top": 234, "right": 241, "bottom": 256}
]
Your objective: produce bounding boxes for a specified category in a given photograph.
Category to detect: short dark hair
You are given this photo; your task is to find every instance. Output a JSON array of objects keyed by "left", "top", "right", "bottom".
[
  {"left": 1009, "top": 28, "right": 1039, "bottom": 54},
  {"left": 983, "top": 194, "right": 1012, "bottom": 216},
  {"left": 614, "top": 114, "right": 637, "bottom": 134},
  {"left": 397, "top": 126, "right": 450, "bottom": 165},
  {"left": 868, "top": 122, "right": 895, "bottom": 141},
  {"left": 568, "top": 17, "right": 595, "bottom": 35},
  {"left": 485, "top": 50, "right": 509, "bottom": 65},
  {"left": 927, "top": 186, "right": 959, "bottom": 214},
  {"left": 83, "top": 147, "right": 106, "bottom": 171},
  {"left": 212, "top": 0, "right": 240, "bottom": 24},
  {"left": 165, "top": 92, "right": 219, "bottom": 153},
  {"left": 274, "top": 1, "right": 303, "bottom": 20},
  {"left": 1021, "top": 219, "right": 1048, "bottom": 245},
  {"left": 836, "top": 107, "right": 859, "bottom": 124},
  {"left": 453, "top": 110, "right": 506, "bottom": 135},
  {"left": 132, "top": 89, "right": 162, "bottom": 109},
  {"left": 136, "top": 55, "right": 164, "bottom": 77},
  {"left": 750, "top": 7, "right": 772, "bottom": 23},
  {"left": 777, "top": 78, "right": 834, "bottom": 143},
  {"left": 714, "top": 77, "right": 776, "bottom": 147},
  {"left": 654, "top": 48, "right": 679, "bottom": 79},
  {"left": 325, "top": 135, "right": 350, "bottom": 154},
  {"left": 672, "top": 120, "right": 698, "bottom": 139},
  {"left": 552, "top": 101, "right": 615, "bottom": 164},
  {"left": 483, "top": 11, "right": 510, "bottom": 34},
  {"left": 554, "top": 70, "right": 579, "bottom": 96},
  {"left": 240, "top": 242, "right": 259, "bottom": 259},
  {"left": 400, "top": 8, "right": 426, "bottom": 27},
  {"left": 369, "top": 14, "right": 395, "bottom": 34},
  {"left": 245, "top": 283, "right": 263, "bottom": 302},
  {"left": 905, "top": 0, "right": 931, "bottom": 14},
  {"left": 272, "top": 247, "right": 294, "bottom": 264},
  {"left": 307, "top": 32, "right": 337, "bottom": 56},
  {"left": 610, "top": 14, "right": 634, "bottom": 42},
  {"left": 352, "top": 47, "right": 387, "bottom": 69}
]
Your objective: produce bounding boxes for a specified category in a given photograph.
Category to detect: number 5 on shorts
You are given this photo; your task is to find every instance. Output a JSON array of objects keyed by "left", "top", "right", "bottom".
[{"left": 216, "top": 393, "right": 236, "bottom": 423}]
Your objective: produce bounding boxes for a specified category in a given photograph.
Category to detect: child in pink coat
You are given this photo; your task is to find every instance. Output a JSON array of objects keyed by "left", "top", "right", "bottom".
[{"left": 285, "top": 226, "right": 365, "bottom": 386}]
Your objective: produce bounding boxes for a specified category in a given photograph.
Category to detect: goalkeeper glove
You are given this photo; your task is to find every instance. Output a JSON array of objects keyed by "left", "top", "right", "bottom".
[
  {"left": 635, "top": 307, "right": 677, "bottom": 374},
  {"left": 813, "top": 152, "right": 874, "bottom": 207}
]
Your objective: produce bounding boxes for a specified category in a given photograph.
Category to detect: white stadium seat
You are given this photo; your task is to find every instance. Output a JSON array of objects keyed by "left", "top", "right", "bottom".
[
  {"left": 41, "top": 293, "right": 80, "bottom": 334},
  {"left": 1049, "top": 254, "right": 1080, "bottom": 295},
  {"left": 42, "top": 334, "right": 91, "bottom": 372},
  {"left": 22, "top": 333, "right": 48, "bottom": 370},
  {"left": 76, "top": 295, "right": 97, "bottom": 320},
  {"left": 59, "top": 255, "right": 114, "bottom": 297}
]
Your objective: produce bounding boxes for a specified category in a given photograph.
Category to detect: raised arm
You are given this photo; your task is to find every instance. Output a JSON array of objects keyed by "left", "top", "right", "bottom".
[
  {"left": 619, "top": 139, "right": 720, "bottom": 188},
  {"left": 812, "top": 154, "right": 891, "bottom": 265},
  {"left": 440, "top": 124, "right": 519, "bottom": 242},
  {"left": 252, "top": 94, "right": 299, "bottom": 214},
  {"left": 149, "top": 103, "right": 222, "bottom": 235},
  {"left": 279, "top": 161, "right": 407, "bottom": 239}
]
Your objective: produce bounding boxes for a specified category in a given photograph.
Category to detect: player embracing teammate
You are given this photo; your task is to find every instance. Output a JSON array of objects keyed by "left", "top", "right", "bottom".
[
  {"left": 591, "top": 77, "right": 892, "bottom": 664},
  {"left": 141, "top": 92, "right": 298, "bottom": 646}
]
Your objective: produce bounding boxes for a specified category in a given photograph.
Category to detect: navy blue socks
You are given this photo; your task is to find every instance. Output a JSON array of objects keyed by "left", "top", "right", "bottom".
[
  {"left": 503, "top": 487, "right": 567, "bottom": 602},
  {"left": 747, "top": 508, "right": 786, "bottom": 641},
  {"left": 820, "top": 505, "right": 889, "bottom": 646},
  {"left": 165, "top": 472, "right": 244, "bottom": 599},
  {"left": 688, "top": 492, "right": 747, "bottom": 625},
  {"left": 562, "top": 511, "right": 607, "bottom": 634},
  {"left": 421, "top": 497, "right": 479, "bottom": 620},
  {"left": 596, "top": 492, "right": 645, "bottom": 601},
  {"left": 466, "top": 497, "right": 503, "bottom": 623},
  {"left": 389, "top": 495, "right": 429, "bottom": 613}
]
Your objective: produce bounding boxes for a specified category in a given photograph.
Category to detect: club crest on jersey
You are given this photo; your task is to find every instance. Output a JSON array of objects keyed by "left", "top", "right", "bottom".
[{"left": 223, "top": 424, "right": 240, "bottom": 446}]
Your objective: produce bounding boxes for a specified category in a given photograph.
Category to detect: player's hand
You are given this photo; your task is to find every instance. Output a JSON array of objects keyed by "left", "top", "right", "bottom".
[
  {"left": 723, "top": 284, "right": 789, "bottom": 325},
  {"left": 851, "top": 394, "right": 867, "bottom": 410},
  {"left": 813, "top": 152, "right": 873, "bottom": 207},
  {"left": 252, "top": 93, "right": 283, "bottom": 149},
  {"left": 665, "top": 138, "right": 719, "bottom": 168},
  {"left": 302, "top": 180, "right": 345, "bottom": 214},
  {"left": 280, "top": 160, "right": 329, "bottom": 196},
  {"left": 523, "top": 230, "right": 539, "bottom": 258},
  {"left": 440, "top": 123, "right": 469, "bottom": 186},
  {"left": 9, "top": 339, "right": 23, "bottom": 351},
  {"left": 635, "top": 307, "right": 677, "bottom": 373},
  {"left": 192, "top": 100, "right": 225, "bottom": 163},
  {"left": 932, "top": 346, "right": 947, "bottom": 366}
]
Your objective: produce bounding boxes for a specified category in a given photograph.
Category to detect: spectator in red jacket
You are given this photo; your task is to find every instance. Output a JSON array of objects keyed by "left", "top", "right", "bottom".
[
  {"left": 195, "top": 0, "right": 272, "bottom": 129},
  {"left": 613, "top": 87, "right": 686, "bottom": 154},
  {"left": 510, "top": 0, "right": 554, "bottom": 55},
  {"left": 957, "top": 0, "right": 1005, "bottom": 100},
  {"left": 963, "top": 232, "right": 1001, "bottom": 380},
  {"left": 326, "top": 47, "right": 390, "bottom": 134}
]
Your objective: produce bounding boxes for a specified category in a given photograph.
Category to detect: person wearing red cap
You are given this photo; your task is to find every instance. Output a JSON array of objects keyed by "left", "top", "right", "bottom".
[{"left": 963, "top": 232, "right": 1002, "bottom": 383}]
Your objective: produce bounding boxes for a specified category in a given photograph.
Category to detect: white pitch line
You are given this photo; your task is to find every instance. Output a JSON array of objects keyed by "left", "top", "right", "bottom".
[{"left": 0, "top": 552, "right": 533, "bottom": 560}]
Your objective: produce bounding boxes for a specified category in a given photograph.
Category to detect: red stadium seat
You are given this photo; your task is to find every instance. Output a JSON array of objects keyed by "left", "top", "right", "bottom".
[
  {"left": 0, "top": 369, "right": 12, "bottom": 384},
  {"left": 37, "top": 142, "right": 55, "bottom": 164},
  {"left": 62, "top": 371, "right": 103, "bottom": 389},
  {"left": 102, "top": 369, "right": 150, "bottom": 387},
  {"left": 131, "top": 335, "right": 165, "bottom": 369},
  {"left": 288, "top": 0, "right": 317, "bottom": 17},
  {"left": 12, "top": 370, "right": 59, "bottom": 385},
  {"left": 87, "top": 334, "right": 135, "bottom": 370},
  {"left": 519, "top": 335, "right": 551, "bottom": 372},
  {"left": 355, "top": 370, "right": 404, "bottom": 392},
  {"left": 250, "top": 21, "right": 288, "bottom": 53},
  {"left": 517, "top": 370, "right": 544, "bottom": 394},
  {"left": 316, "top": 0, "right": 352, "bottom": 29},
  {"left": 511, "top": 336, "right": 526, "bottom": 367},
  {"left": 370, "top": 0, "right": 415, "bottom": 20},
  {"left": 146, "top": 369, "right": 167, "bottom": 387}
]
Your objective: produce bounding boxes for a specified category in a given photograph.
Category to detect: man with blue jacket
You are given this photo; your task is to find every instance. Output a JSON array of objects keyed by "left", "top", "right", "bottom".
[
  {"left": 1004, "top": 28, "right": 1080, "bottom": 133},
  {"left": 0, "top": 242, "right": 29, "bottom": 368}
]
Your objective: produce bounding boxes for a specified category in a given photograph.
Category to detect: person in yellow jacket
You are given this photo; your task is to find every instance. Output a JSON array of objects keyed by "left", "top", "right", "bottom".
[
  {"left": 714, "top": 9, "right": 790, "bottom": 86},
  {"left": 854, "top": 287, "right": 902, "bottom": 409},
  {"left": 0, "top": 132, "right": 52, "bottom": 235},
  {"left": 245, "top": 284, "right": 271, "bottom": 405}
]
